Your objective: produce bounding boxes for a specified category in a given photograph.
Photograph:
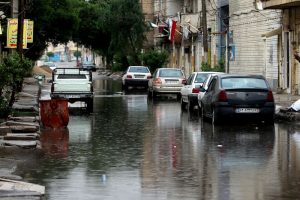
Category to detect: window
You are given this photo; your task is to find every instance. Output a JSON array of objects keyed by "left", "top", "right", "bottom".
[
  {"left": 221, "top": 77, "right": 268, "bottom": 89},
  {"left": 187, "top": 74, "right": 195, "bottom": 85},
  {"left": 195, "top": 73, "right": 209, "bottom": 83},
  {"left": 159, "top": 69, "right": 183, "bottom": 77},
  {"left": 128, "top": 66, "right": 150, "bottom": 73}
]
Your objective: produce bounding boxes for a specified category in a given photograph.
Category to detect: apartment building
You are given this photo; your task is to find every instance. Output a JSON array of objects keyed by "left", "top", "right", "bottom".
[
  {"left": 260, "top": 0, "right": 300, "bottom": 94},
  {"left": 149, "top": 0, "right": 287, "bottom": 92},
  {"left": 229, "top": 1, "right": 281, "bottom": 91}
]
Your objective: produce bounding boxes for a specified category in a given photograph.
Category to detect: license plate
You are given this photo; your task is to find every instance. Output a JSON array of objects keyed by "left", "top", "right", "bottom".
[
  {"left": 166, "top": 81, "right": 178, "bottom": 84},
  {"left": 235, "top": 108, "right": 260, "bottom": 113},
  {"left": 66, "top": 95, "right": 80, "bottom": 98},
  {"left": 134, "top": 75, "right": 145, "bottom": 78}
]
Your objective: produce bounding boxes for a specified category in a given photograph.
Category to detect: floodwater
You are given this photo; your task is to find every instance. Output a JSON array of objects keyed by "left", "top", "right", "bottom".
[{"left": 15, "top": 78, "right": 300, "bottom": 200}]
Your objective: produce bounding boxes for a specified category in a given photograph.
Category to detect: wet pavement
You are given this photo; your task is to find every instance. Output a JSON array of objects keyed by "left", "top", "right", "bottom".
[{"left": 3, "top": 77, "right": 300, "bottom": 199}]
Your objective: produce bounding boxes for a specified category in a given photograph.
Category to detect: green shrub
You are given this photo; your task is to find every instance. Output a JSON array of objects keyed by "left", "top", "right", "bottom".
[
  {"left": 140, "top": 49, "right": 169, "bottom": 72},
  {"left": 0, "top": 97, "right": 11, "bottom": 118},
  {"left": 201, "top": 59, "right": 225, "bottom": 72}
]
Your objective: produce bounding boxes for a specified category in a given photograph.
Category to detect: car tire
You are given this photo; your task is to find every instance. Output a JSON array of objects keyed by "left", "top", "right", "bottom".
[
  {"left": 148, "top": 88, "right": 153, "bottom": 98},
  {"left": 181, "top": 98, "right": 187, "bottom": 110},
  {"left": 152, "top": 90, "right": 157, "bottom": 98},
  {"left": 86, "top": 98, "right": 93, "bottom": 112},
  {"left": 188, "top": 98, "right": 194, "bottom": 111},
  {"left": 176, "top": 94, "right": 181, "bottom": 101},
  {"left": 123, "top": 83, "right": 129, "bottom": 91}
]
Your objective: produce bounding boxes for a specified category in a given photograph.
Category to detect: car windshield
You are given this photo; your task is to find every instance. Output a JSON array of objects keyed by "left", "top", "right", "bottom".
[
  {"left": 128, "top": 67, "right": 149, "bottom": 73},
  {"left": 221, "top": 77, "right": 268, "bottom": 89},
  {"left": 195, "top": 73, "right": 209, "bottom": 83},
  {"left": 159, "top": 69, "right": 183, "bottom": 77}
]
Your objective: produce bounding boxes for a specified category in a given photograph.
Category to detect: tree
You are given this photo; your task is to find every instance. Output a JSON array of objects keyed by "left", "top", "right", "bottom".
[
  {"left": 107, "top": 0, "right": 146, "bottom": 66},
  {"left": 24, "top": 0, "right": 81, "bottom": 60},
  {"left": 0, "top": 53, "right": 33, "bottom": 109},
  {"left": 140, "top": 49, "right": 169, "bottom": 72},
  {"left": 47, "top": 52, "right": 54, "bottom": 58}
]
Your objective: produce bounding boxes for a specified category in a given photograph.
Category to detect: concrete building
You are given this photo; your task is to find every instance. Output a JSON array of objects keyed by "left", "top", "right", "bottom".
[
  {"left": 260, "top": 0, "right": 300, "bottom": 94},
  {"left": 150, "top": 0, "right": 284, "bottom": 92},
  {"left": 229, "top": 1, "right": 281, "bottom": 91}
]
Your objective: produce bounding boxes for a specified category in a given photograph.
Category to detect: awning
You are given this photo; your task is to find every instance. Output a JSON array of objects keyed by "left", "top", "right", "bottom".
[{"left": 261, "top": 27, "right": 282, "bottom": 38}]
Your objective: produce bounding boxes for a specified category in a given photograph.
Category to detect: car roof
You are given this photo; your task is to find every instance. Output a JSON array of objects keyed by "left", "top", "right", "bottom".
[
  {"left": 128, "top": 66, "right": 149, "bottom": 68},
  {"left": 158, "top": 68, "right": 182, "bottom": 70},
  {"left": 214, "top": 73, "right": 265, "bottom": 79}
]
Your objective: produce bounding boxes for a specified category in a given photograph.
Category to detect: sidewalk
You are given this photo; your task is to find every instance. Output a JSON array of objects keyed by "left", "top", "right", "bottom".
[{"left": 274, "top": 93, "right": 300, "bottom": 108}]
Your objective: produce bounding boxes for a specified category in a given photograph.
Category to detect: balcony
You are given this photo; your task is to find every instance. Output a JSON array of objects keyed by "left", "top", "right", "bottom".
[{"left": 260, "top": 0, "right": 300, "bottom": 9}]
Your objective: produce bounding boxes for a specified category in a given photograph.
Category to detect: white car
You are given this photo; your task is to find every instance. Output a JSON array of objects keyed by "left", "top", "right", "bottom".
[
  {"left": 197, "top": 72, "right": 225, "bottom": 111},
  {"left": 180, "top": 72, "right": 220, "bottom": 111},
  {"left": 122, "top": 66, "right": 151, "bottom": 90}
]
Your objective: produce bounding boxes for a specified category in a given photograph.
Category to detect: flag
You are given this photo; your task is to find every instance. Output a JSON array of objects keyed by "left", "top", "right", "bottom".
[{"left": 168, "top": 19, "right": 176, "bottom": 42}]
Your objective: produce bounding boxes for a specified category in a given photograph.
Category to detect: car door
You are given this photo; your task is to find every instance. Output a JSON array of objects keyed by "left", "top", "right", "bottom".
[
  {"left": 181, "top": 73, "right": 195, "bottom": 102},
  {"left": 202, "top": 76, "right": 217, "bottom": 117}
]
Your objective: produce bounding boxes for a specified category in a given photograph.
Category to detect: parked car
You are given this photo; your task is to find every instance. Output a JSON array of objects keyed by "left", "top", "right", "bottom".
[
  {"left": 122, "top": 66, "right": 151, "bottom": 90},
  {"left": 200, "top": 74, "right": 275, "bottom": 124},
  {"left": 148, "top": 68, "right": 186, "bottom": 98},
  {"left": 81, "top": 63, "right": 96, "bottom": 72},
  {"left": 180, "top": 71, "right": 223, "bottom": 111},
  {"left": 197, "top": 72, "right": 225, "bottom": 112}
]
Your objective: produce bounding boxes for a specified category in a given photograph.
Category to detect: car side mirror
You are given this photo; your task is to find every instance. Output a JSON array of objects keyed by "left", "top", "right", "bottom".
[{"left": 199, "top": 87, "right": 206, "bottom": 92}]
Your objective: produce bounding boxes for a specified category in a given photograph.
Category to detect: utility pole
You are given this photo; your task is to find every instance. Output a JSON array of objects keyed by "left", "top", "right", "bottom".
[
  {"left": 16, "top": 0, "right": 24, "bottom": 57},
  {"left": 201, "top": 0, "right": 208, "bottom": 63}
]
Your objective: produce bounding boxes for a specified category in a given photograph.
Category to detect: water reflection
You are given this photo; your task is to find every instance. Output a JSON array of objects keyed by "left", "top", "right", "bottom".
[
  {"left": 11, "top": 91, "right": 300, "bottom": 199},
  {"left": 40, "top": 128, "right": 69, "bottom": 158}
]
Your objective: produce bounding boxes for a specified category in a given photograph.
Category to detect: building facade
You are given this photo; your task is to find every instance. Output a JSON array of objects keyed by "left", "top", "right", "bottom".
[
  {"left": 261, "top": 0, "right": 300, "bottom": 94},
  {"left": 148, "top": 0, "right": 289, "bottom": 92}
]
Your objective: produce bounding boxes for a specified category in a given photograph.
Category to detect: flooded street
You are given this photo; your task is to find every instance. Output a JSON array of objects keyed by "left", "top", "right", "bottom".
[{"left": 14, "top": 78, "right": 300, "bottom": 200}]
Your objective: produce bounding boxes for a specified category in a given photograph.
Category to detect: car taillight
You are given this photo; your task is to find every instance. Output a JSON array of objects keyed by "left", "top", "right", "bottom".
[
  {"left": 192, "top": 88, "right": 200, "bottom": 93},
  {"left": 267, "top": 90, "right": 274, "bottom": 102},
  {"left": 127, "top": 75, "right": 132, "bottom": 78},
  {"left": 218, "top": 90, "right": 228, "bottom": 102},
  {"left": 182, "top": 79, "right": 187, "bottom": 84},
  {"left": 153, "top": 78, "right": 162, "bottom": 85}
]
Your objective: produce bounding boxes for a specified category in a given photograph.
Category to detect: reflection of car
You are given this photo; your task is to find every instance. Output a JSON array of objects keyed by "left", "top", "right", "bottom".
[
  {"left": 122, "top": 66, "right": 151, "bottom": 90},
  {"left": 44, "top": 62, "right": 57, "bottom": 70},
  {"left": 200, "top": 74, "right": 275, "bottom": 124},
  {"left": 197, "top": 72, "right": 225, "bottom": 111},
  {"left": 180, "top": 72, "right": 222, "bottom": 111},
  {"left": 82, "top": 63, "right": 96, "bottom": 72},
  {"left": 148, "top": 68, "right": 186, "bottom": 98}
]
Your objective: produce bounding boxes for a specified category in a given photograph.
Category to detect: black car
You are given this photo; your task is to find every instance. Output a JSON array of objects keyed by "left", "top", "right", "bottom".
[
  {"left": 200, "top": 74, "right": 275, "bottom": 124},
  {"left": 82, "top": 63, "right": 96, "bottom": 72}
]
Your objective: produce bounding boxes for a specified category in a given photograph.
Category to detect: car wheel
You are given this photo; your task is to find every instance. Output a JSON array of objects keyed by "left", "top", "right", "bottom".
[
  {"left": 188, "top": 98, "right": 194, "bottom": 111},
  {"left": 123, "top": 84, "right": 128, "bottom": 91},
  {"left": 212, "top": 108, "right": 220, "bottom": 125},
  {"left": 86, "top": 98, "right": 93, "bottom": 112},
  {"left": 152, "top": 90, "right": 157, "bottom": 98},
  {"left": 148, "top": 88, "right": 153, "bottom": 98},
  {"left": 176, "top": 94, "right": 181, "bottom": 101},
  {"left": 181, "top": 98, "right": 187, "bottom": 110}
]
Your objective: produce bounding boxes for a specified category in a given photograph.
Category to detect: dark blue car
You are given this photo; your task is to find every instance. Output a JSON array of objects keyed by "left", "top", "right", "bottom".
[{"left": 200, "top": 74, "right": 275, "bottom": 124}]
